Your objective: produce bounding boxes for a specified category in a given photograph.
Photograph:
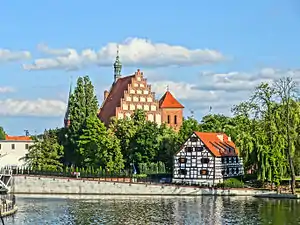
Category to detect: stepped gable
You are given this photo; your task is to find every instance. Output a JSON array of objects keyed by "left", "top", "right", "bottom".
[
  {"left": 194, "top": 132, "right": 238, "bottom": 157},
  {"left": 159, "top": 91, "right": 184, "bottom": 108},
  {"left": 98, "top": 75, "right": 134, "bottom": 125}
]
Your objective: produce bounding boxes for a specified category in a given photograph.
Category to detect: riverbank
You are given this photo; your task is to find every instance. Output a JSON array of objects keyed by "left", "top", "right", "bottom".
[{"left": 13, "top": 175, "right": 298, "bottom": 198}]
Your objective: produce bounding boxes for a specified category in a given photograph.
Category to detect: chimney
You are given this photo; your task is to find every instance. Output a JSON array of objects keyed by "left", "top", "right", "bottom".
[
  {"left": 104, "top": 90, "right": 109, "bottom": 100},
  {"left": 216, "top": 133, "right": 224, "bottom": 142}
]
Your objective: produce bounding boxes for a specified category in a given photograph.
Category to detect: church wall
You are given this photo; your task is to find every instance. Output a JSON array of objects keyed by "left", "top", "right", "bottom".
[
  {"left": 116, "top": 70, "right": 162, "bottom": 125},
  {"left": 161, "top": 108, "right": 183, "bottom": 132}
]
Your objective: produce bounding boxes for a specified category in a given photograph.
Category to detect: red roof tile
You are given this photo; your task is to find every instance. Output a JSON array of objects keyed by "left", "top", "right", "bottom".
[
  {"left": 98, "top": 75, "right": 134, "bottom": 125},
  {"left": 159, "top": 91, "right": 184, "bottom": 108},
  {"left": 195, "top": 132, "right": 239, "bottom": 157},
  {"left": 5, "top": 135, "right": 32, "bottom": 141}
]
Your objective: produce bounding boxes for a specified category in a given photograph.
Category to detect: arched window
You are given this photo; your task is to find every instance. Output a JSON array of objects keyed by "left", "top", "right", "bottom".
[
  {"left": 167, "top": 115, "right": 170, "bottom": 124},
  {"left": 174, "top": 115, "right": 177, "bottom": 124}
]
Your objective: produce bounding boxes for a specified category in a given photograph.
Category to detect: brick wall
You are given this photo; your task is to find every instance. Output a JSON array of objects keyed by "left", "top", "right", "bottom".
[{"left": 161, "top": 108, "right": 183, "bottom": 132}]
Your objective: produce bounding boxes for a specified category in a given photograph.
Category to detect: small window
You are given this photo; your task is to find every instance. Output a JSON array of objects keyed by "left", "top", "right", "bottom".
[
  {"left": 178, "top": 157, "right": 187, "bottom": 163},
  {"left": 200, "top": 169, "right": 208, "bottom": 175},
  {"left": 185, "top": 147, "right": 193, "bottom": 152},
  {"left": 226, "top": 167, "right": 230, "bottom": 174},
  {"left": 231, "top": 168, "right": 235, "bottom": 174},
  {"left": 0, "top": 144, "right": 1, "bottom": 150},
  {"left": 236, "top": 157, "right": 239, "bottom": 163},
  {"left": 226, "top": 157, "right": 229, "bottom": 163},
  {"left": 190, "top": 137, "right": 198, "bottom": 142},
  {"left": 178, "top": 169, "right": 187, "bottom": 175},
  {"left": 11, "top": 144, "right": 15, "bottom": 150},
  {"left": 25, "top": 144, "right": 29, "bottom": 149},
  {"left": 201, "top": 158, "right": 210, "bottom": 164},
  {"left": 222, "top": 158, "right": 225, "bottom": 164},
  {"left": 167, "top": 115, "right": 170, "bottom": 124},
  {"left": 195, "top": 146, "right": 203, "bottom": 152},
  {"left": 174, "top": 115, "right": 177, "bottom": 124},
  {"left": 236, "top": 167, "right": 239, "bottom": 173},
  {"left": 221, "top": 170, "right": 225, "bottom": 175}
]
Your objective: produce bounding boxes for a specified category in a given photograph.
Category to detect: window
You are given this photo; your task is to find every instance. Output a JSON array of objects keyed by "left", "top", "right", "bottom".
[
  {"left": 226, "top": 167, "right": 230, "bottom": 174},
  {"left": 236, "top": 157, "right": 239, "bottom": 163},
  {"left": 178, "top": 158, "right": 187, "bottom": 163},
  {"left": 25, "top": 144, "right": 29, "bottom": 149},
  {"left": 221, "top": 170, "right": 225, "bottom": 175},
  {"left": 0, "top": 144, "right": 1, "bottom": 150},
  {"left": 226, "top": 157, "right": 229, "bottom": 163},
  {"left": 200, "top": 169, "right": 208, "bottom": 175},
  {"left": 11, "top": 144, "right": 15, "bottom": 150},
  {"left": 167, "top": 115, "right": 170, "bottom": 124},
  {"left": 178, "top": 169, "right": 187, "bottom": 175},
  {"left": 174, "top": 115, "right": 177, "bottom": 124},
  {"left": 185, "top": 147, "right": 193, "bottom": 152},
  {"left": 222, "top": 158, "right": 225, "bottom": 164},
  {"left": 231, "top": 168, "right": 235, "bottom": 174},
  {"left": 201, "top": 158, "right": 210, "bottom": 164},
  {"left": 190, "top": 137, "right": 198, "bottom": 142},
  {"left": 236, "top": 167, "right": 239, "bottom": 173},
  {"left": 195, "top": 146, "right": 203, "bottom": 152}
]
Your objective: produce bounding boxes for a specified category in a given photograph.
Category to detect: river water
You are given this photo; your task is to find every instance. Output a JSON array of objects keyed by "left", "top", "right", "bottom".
[{"left": 4, "top": 195, "right": 300, "bottom": 225}]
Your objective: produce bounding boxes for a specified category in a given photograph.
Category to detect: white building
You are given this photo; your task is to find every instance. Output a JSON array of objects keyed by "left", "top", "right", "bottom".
[
  {"left": 0, "top": 135, "right": 33, "bottom": 168},
  {"left": 172, "top": 132, "right": 244, "bottom": 185}
]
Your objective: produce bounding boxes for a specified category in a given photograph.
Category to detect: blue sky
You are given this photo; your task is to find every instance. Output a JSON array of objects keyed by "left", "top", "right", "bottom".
[{"left": 1, "top": 0, "right": 300, "bottom": 135}]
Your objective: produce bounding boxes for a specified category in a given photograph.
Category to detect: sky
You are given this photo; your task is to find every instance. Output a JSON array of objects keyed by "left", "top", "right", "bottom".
[{"left": 1, "top": 0, "right": 300, "bottom": 135}]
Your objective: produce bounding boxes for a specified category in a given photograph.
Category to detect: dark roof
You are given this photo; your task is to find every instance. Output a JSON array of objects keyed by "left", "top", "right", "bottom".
[{"left": 98, "top": 75, "right": 134, "bottom": 125}]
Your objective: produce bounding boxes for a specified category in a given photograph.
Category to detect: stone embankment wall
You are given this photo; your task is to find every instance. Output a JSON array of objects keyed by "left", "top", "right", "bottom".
[{"left": 11, "top": 175, "right": 290, "bottom": 198}]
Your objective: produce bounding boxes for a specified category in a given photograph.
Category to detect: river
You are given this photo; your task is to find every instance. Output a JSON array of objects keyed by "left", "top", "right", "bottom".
[{"left": 3, "top": 195, "right": 300, "bottom": 224}]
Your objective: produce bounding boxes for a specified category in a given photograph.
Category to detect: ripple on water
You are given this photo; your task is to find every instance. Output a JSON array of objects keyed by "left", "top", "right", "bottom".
[{"left": 4, "top": 195, "right": 300, "bottom": 225}]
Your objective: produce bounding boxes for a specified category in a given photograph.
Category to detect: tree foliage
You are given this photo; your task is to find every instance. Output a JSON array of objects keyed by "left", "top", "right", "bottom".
[{"left": 0, "top": 126, "right": 5, "bottom": 140}]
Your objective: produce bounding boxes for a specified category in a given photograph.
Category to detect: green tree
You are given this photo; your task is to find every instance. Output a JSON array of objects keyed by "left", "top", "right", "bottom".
[
  {"left": 178, "top": 117, "right": 201, "bottom": 143},
  {"left": 0, "top": 126, "right": 5, "bottom": 140},
  {"left": 65, "top": 75, "right": 99, "bottom": 166},
  {"left": 23, "top": 129, "right": 64, "bottom": 170},
  {"left": 78, "top": 116, "right": 124, "bottom": 171}
]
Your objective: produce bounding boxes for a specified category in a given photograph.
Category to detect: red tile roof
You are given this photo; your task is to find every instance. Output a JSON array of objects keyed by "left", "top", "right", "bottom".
[
  {"left": 98, "top": 75, "right": 134, "bottom": 125},
  {"left": 195, "top": 132, "right": 239, "bottom": 157},
  {"left": 5, "top": 135, "right": 32, "bottom": 141},
  {"left": 159, "top": 91, "right": 184, "bottom": 108}
]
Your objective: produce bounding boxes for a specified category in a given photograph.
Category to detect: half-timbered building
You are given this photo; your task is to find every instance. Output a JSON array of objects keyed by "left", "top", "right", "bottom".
[{"left": 172, "top": 131, "right": 244, "bottom": 185}]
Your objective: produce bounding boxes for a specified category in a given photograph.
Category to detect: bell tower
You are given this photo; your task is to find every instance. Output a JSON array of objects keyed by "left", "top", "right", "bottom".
[{"left": 113, "top": 45, "right": 122, "bottom": 83}]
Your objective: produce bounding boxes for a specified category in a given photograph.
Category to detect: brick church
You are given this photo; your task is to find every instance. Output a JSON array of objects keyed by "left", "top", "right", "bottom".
[{"left": 65, "top": 50, "right": 184, "bottom": 131}]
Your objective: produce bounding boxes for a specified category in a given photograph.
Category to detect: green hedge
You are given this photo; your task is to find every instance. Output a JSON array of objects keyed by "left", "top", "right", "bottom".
[{"left": 217, "top": 178, "right": 244, "bottom": 188}]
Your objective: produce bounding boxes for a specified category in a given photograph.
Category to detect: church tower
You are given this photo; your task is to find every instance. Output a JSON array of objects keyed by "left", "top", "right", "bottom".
[
  {"left": 64, "top": 82, "right": 72, "bottom": 128},
  {"left": 113, "top": 45, "right": 122, "bottom": 83},
  {"left": 159, "top": 89, "right": 184, "bottom": 132}
]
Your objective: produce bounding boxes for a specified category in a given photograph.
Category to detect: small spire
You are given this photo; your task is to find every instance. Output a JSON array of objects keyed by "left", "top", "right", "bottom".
[
  {"left": 114, "top": 44, "right": 122, "bottom": 83},
  {"left": 166, "top": 85, "right": 169, "bottom": 92}
]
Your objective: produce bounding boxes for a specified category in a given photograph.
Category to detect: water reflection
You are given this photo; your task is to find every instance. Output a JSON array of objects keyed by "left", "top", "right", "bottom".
[{"left": 4, "top": 195, "right": 300, "bottom": 225}]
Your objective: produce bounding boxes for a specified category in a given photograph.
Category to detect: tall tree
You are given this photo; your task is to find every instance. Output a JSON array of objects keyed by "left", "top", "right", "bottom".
[
  {"left": 0, "top": 126, "right": 5, "bottom": 140},
  {"left": 274, "top": 77, "right": 298, "bottom": 194},
  {"left": 65, "top": 76, "right": 99, "bottom": 166}
]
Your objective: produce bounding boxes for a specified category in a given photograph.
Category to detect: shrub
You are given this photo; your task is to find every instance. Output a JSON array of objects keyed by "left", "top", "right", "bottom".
[
  {"left": 217, "top": 178, "right": 244, "bottom": 188},
  {"left": 133, "top": 174, "right": 147, "bottom": 178}
]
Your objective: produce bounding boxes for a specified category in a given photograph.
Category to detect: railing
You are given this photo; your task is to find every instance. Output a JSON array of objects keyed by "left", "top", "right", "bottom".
[{"left": 5, "top": 167, "right": 172, "bottom": 184}]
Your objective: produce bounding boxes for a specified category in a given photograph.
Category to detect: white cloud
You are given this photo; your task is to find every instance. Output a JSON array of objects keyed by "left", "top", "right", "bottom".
[
  {"left": 0, "top": 49, "right": 31, "bottom": 62},
  {"left": 150, "top": 68, "right": 300, "bottom": 117},
  {"left": 0, "top": 87, "right": 15, "bottom": 93},
  {"left": 0, "top": 98, "right": 66, "bottom": 117},
  {"left": 23, "top": 37, "right": 226, "bottom": 71}
]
